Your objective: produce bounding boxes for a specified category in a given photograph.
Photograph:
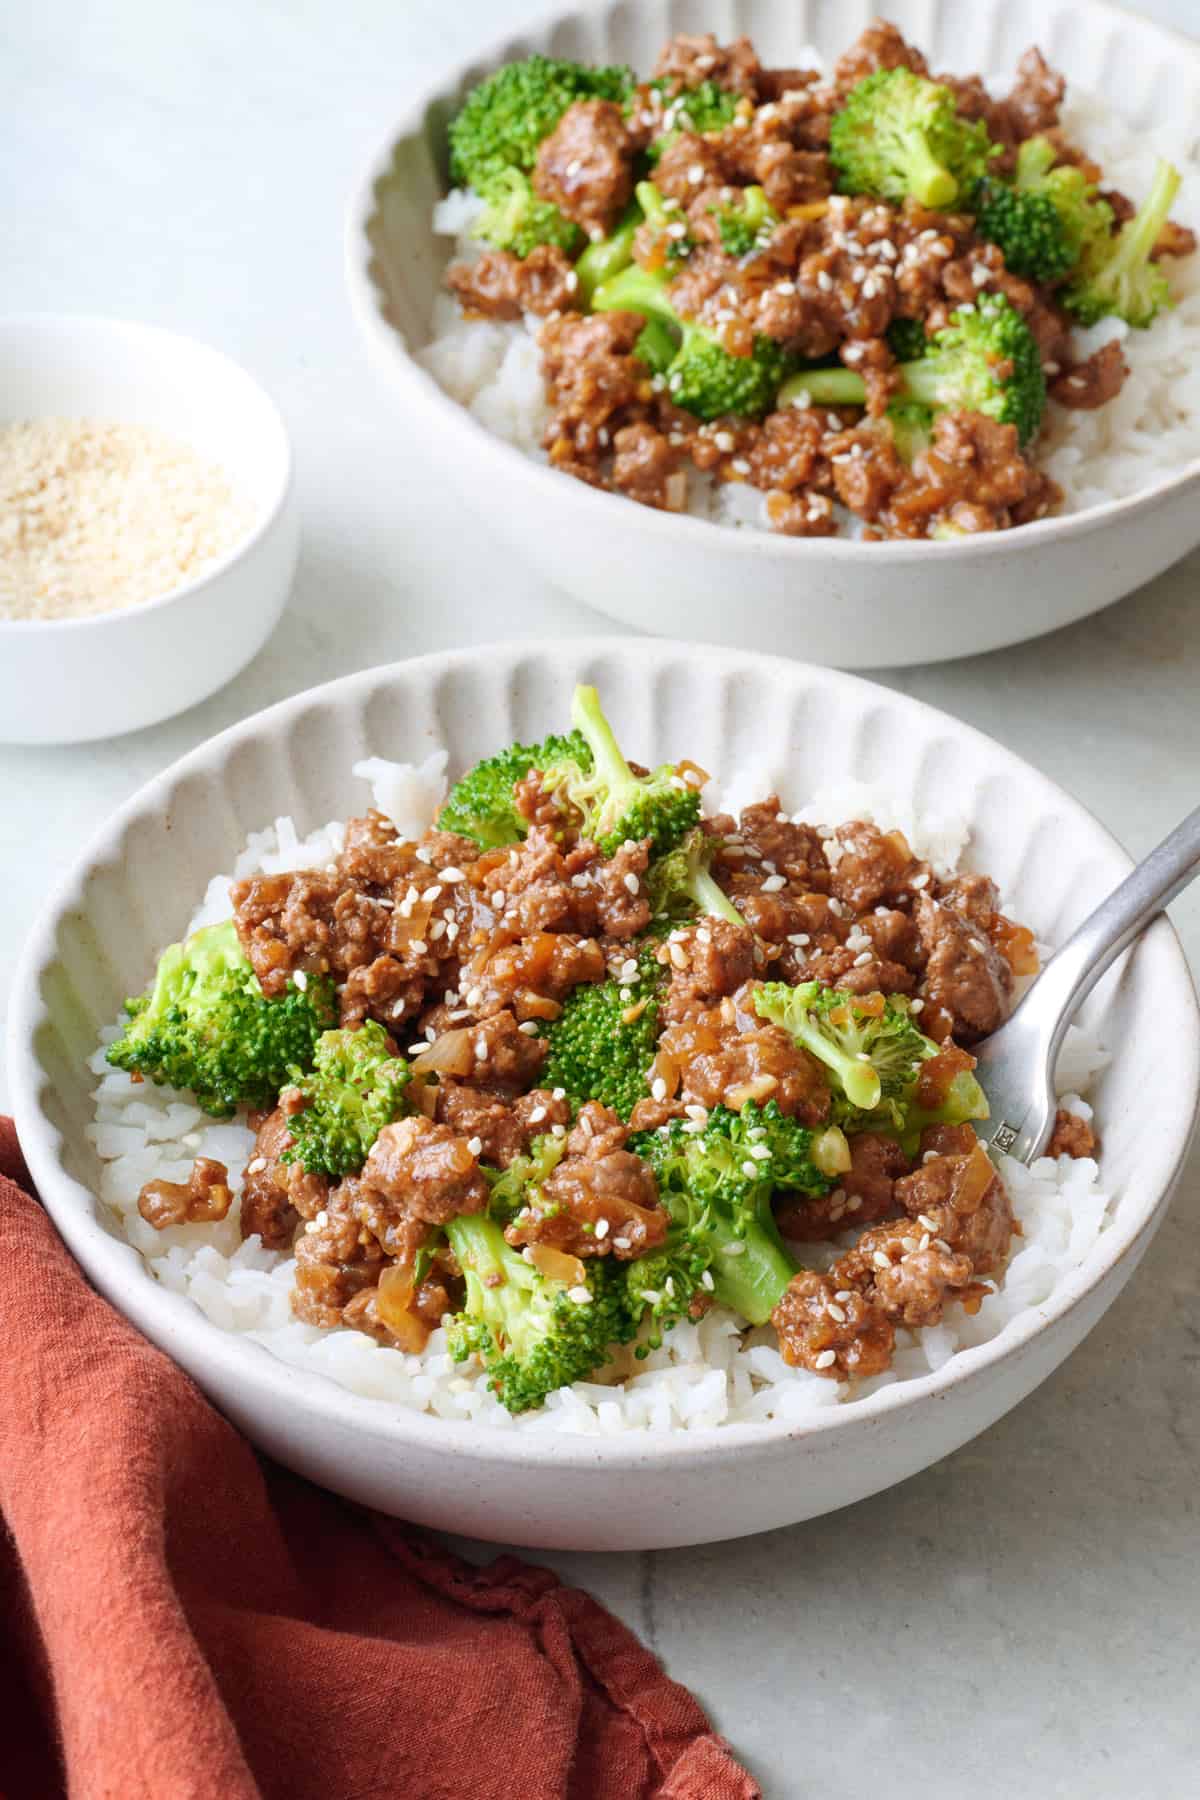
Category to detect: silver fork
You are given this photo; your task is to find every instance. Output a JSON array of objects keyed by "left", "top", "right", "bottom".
[{"left": 973, "top": 805, "right": 1200, "bottom": 1166}]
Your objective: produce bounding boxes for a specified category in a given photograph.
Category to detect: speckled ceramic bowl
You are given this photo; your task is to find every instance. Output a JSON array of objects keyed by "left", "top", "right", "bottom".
[
  {"left": 9, "top": 640, "right": 1199, "bottom": 1548},
  {"left": 345, "top": 0, "right": 1200, "bottom": 668}
]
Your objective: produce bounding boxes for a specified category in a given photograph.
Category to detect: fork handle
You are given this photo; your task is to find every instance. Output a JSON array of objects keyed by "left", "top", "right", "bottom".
[{"left": 1031, "top": 803, "right": 1200, "bottom": 1066}]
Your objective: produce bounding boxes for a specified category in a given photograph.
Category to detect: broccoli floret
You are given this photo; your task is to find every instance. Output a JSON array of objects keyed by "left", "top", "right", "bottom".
[
  {"left": 646, "top": 77, "right": 741, "bottom": 161},
  {"left": 448, "top": 53, "right": 633, "bottom": 193},
  {"left": 484, "top": 1133, "right": 567, "bottom": 1220},
  {"left": 537, "top": 935, "right": 664, "bottom": 1119},
  {"left": 711, "top": 184, "right": 779, "bottom": 257},
  {"left": 1064, "top": 157, "right": 1181, "bottom": 329},
  {"left": 444, "top": 1213, "right": 634, "bottom": 1412},
  {"left": 471, "top": 166, "right": 582, "bottom": 259},
  {"left": 830, "top": 67, "right": 995, "bottom": 210},
  {"left": 645, "top": 825, "right": 744, "bottom": 927},
  {"left": 106, "top": 919, "right": 336, "bottom": 1118},
  {"left": 752, "top": 983, "right": 988, "bottom": 1148},
  {"left": 629, "top": 1102, "right": 841, "bottom": 1327},
  {"left": 542, "top": 683, "right": 702, "bottom": 859},
  {"left": 594, "top": 253, "right": 792, "bottom": 421},
  {"left": 780, "top": 293, "right": 1046, "bottom": 446},
  {"left": 280, "top": 1022, "right": 411, "bottom": 1177},
  {"left": 886, "top": 317, "right": 931, "bottom": 362},
  {"left": 972, "top": 177, "right": 1076, "bottom": 284},
  {"left": 885, "top": 397, "right": 934, "bottom": 465},
  {"left": 437, "top": 728, "right": 592, "bottom": 848}
]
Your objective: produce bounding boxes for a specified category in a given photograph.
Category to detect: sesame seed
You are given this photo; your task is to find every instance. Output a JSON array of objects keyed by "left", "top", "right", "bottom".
[
  {"left": 565, "top": 157, "right": 582, "bottom": 178},
  {"left": 474, "top": 1036, "right": 487, "bottom": 1060},
  {"left": 761, "top": 873, "right": 787, "bottom": 893},
  {"left": 651, "top": 1076, "right": 668, "bottom": 1102},
  {"left": 668, "top": 942, "right": 689, "bottom": 969},
  {"left": 465, "top": 1136, "right": 482, "bottom": 1156},
  {"left": 853, "top": 950, "right": 874, "bottom": 967},
  {"left": 622, "top": 871, "right": 640, "bottom": 895},
  {"left": 741, "top": 1160, "right": 758, "bottom": 1178},
  {"left": 873, "top": 1250, "right": 892, "bottom": 1271},
  {"left": 568, "top": 1285, "right": 592, "bottom": 1305},
  {"left": 714, "top": 430, "right": 735, "bottom": 452},
  {"left": 826, "top": 1302, "right": 847, "bottom": 1323},
  {"left": 613, "top": 1236, "right": 632, "bottom": 1251},
  {"left": 687, "top": 163, "right": 706, "bottom": 184},
  {"left": 292, "top": 970, "right": 308, "bottom": 992},
  {"left": 246, "top": 1156, "right": 267, "bottom": 1175},
  {"left": 410, "top": 939, "right": 428, "bottom": 955},
  {"left": 909, "top": 998, "right": 924, "bottom": 1013},
  {"left": 407, "top": 1041, "right": 428, "bottom": 1055},
  {"left": 465, "top": 987, "right": 483, "bottom": 1009},
  {"left": 816, "top": 270, "right": 833, "bottom": 292},
  {"left": 722, "top": 1241, "right": 746, "bottom": 1256},
  {"left": 551, "top": 1122, "right": 567, "bottom": 1138},
  {"left": 814, "top": 1349, "right": 837, "bottom": 1370},
  {"left": 730, "top": 458, "right": 751, "bottom": 476},
  {"left": 748, "top": 1143, "right": 772, "bottom": 1161},
  {"left": 552, "top": 1088, "right": 565, "bottom": 1101},
  {"left": 684, "top": 1103, "right": 709, "bottom": 1122},
  {"left": 518, "top": 1021, "right": 540, "bottom": 1036}
]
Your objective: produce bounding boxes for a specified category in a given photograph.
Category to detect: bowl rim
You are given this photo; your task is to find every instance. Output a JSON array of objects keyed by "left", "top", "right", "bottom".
[
  {"left": 10, "top": 635, "right": 1200, "bottom": 1471},
  {"left": 0, "top": 311, "right": 294, "bottom": 635},
  {"left": 343, "top": 0, "right": 1200, "bottom": 568}
]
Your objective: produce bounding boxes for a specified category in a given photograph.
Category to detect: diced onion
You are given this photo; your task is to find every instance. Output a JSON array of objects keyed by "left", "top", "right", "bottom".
[
  {"left": 376, "top": 1265, "right": 430, "bottom": 1352},
  {"left": 813, "top": 1126, "right": 852, "bottom": 1177},
  {"left": 527, "top": 1244, "right": 586, "bottom": 1287},
  {"left": 411, "top": 1028, "right": 475, "bottom": 1077}
]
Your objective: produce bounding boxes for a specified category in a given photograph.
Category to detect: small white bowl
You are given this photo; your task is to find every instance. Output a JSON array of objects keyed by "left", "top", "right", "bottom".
[
  {"left": 345, "top": 0, "right": 1200, "bottom": 669},
  {"left": 10, "top": 639, "right": 1199, "bottom": 1550},
  {"left": 0, "top": 315, "right": 298, "bottom": 744}
]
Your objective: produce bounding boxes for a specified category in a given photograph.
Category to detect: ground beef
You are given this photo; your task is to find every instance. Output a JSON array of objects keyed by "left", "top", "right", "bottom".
[
  {"left": 445, "top": 245, "right": 580, "bottom": 320},
  {"left": 891, "top": 411, "right": 1061, "bottom": 537},
  {"left": 291, "top": 1181, "right": 387, "bottom": 1328},
  {"left": 654, "top": 32, "right": 762, "bottom": 98},
  {"left": 435, "top": 1084, "right": 571, "bottom": 1167},
  {"left": 826, "top": 821, "right": 927, "bottom": 912},
  {"left": 895, "top": 1138, "right": 1013, "bottom": 1276},
  {"left": 656, "top": 986, "right": 832, "bottom": 1125},
  {"left": 833, "top": 20, "right": 928, "bottom": 94},
  {"left": 534, "top": 100, "right": 635, "bottom": 239},
  {"left": 540, "top": 309, "right": 651, "bottom": 467},
  {"left": 659, "top": 918, "right": 760, "bottom": 1025},
  {"left": 612, "top": 421, "right": 688, "bottom": 510},
  {"left": 1001, "top": 47, "right": 1066, "bottom": 143},
  {"left": 776, "top": 1131, "right": 908, "bottom": 1242},
  {"left": 506, "top": 1101, "right": 667, "bottom": 1259},
  {"left": 358, "top": 1116, "right": 489, "bottom": 1235},
  {"left": 462, "top": 931, "right": 606, "bottom": 1021},
  {"left": 771, "top": 1272, "right": 896, "bottom": 1378},
  {"left": 1050, "top": 341, "right": 1129, "bottom": 410},
  {"left": 914, "top": 892, "right": 1014, "bottom": 1044},
  {"left": 239, "top": 1107, "right": 330, "bottom": 1250},
  {"left": 1047, "top": 1109, "right": 1098, "bottom": 1160},
  {"left": 138, "top": 1157, "right": 232, "bottom": 1231}
]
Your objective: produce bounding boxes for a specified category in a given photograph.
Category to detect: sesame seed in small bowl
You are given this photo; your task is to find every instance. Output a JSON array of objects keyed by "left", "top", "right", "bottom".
[{"left": 0, "top": 315, "right": 298, "bottom": 744}]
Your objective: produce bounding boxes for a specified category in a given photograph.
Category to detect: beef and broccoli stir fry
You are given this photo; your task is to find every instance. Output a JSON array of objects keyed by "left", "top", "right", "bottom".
[
  {"left": 440, "top": 20, "right": 1195, "bottom": 539},
  {"left": 111, "top": 688, "right": 1097, "bottom": 1413}
]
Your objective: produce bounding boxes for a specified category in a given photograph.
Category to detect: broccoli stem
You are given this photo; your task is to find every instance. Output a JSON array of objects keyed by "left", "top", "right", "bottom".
[
  {"left": 570, "top": 683, "right": 639, "bottom": 815},
  {"left": 690, "top": 863, "right": 745, "bottom": 929},
  {"left": 903, "top": 136, "right": 958, "bottom": 210},
  {"left": 782, "top": 352, "right": 957, "bottom": 415},
  {"left": 1104, "top": 158, "right": 1180, "bottom": 286},
  {"left": 575, "top": 199, "right": 642, "bottom": 302},
  {"left": 706, "top": 1218, "right": 798, "bottom": 1325}
]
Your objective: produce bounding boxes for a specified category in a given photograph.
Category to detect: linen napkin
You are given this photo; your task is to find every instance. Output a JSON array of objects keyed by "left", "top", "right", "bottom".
[{"left": 0, "top": 1120, "right": 757, "bottom": 1800}]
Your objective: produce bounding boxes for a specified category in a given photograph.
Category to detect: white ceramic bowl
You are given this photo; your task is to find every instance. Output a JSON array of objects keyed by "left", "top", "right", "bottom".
[
  {"left": 0, "top": 315, "right": 298, "bottom": 744},
  {"left": 10, "top": 639, "right": 1199, "bottom": 1550},
  {"left": 345, "top": 0, "right": 1200, "bottom": 669}
]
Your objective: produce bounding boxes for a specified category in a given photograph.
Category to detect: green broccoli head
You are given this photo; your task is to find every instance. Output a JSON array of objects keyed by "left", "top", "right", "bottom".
[
  {"left": 537, "top": 934, "right": 663, "bottom": 1119},
  {"left": 470, "top": 167, "right": 582, "bottom": 259},
  {"left": 972, "top": 177, "right": 1077, "bottom": 283},
  {"left": 781, "top": 293, "right": 1046, "bottom": 446},
  {"left": 280, "top": 1021, "right": 411, "bottom": 1177},
  {"left": 444, "top": 1213, "right": 634, "bottom": 1412},
  {"left": 830, "top": 67, "right": 996, "bottom": 210},
  {"left": 106, "top": 919, "right": 336, "bottom": 1118},
  {"left": 646, "top": 77, "right": 741, "bottom": 162},
  {"left": 448, "top": 53, "right": 633, "bottom": 192},
  {"left": 436, "top": 728, "right": 592, "bottom": 849},
  {"left": 484, "top": 1133, "right": 568, "bottom": 1220},
  {"left": 629, "top": 1101, "right": 833, "bottom": 1325},
  {"left": 645, "top": 825, "right": 744, "bottom": 928},
  {"left": 752, "top": 983, "right": 988, "bottom": 1146},
  {"left": 593, "top": 254, "right": 792, "bottom": 421},
  {"left": 1064, "top": 157, "right": 1181, "bottom": 329},
  {"left": 886, "top": 317, "right": 931, "bottom": 362},
  {"left": 541, "top": 684, "right": 703, "bottom": 859},
  {"left": 711, "top": 184, "right": 779, "bottom": 257}
]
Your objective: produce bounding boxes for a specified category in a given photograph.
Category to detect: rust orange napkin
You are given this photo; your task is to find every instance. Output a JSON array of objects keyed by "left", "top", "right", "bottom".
[{"left": 0, "top": 1121, "right": 757, "bottom": 1800}]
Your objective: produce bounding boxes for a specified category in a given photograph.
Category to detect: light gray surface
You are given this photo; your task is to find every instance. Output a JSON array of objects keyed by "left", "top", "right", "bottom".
[{"left": 3, "top": 3, "right": 1198, "bottom": 1793}]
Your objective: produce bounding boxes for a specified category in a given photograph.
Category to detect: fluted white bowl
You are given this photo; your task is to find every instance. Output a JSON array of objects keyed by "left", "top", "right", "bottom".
[
  {"left": 9, "top": 640, "right": 1199, "bottom": 1548},
  {"left": 345, "top": 0, "right": 1200, "bottom": 669}
]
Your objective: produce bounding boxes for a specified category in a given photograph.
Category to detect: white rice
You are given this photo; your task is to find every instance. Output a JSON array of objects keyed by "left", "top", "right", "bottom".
[
  {"left": 418, "top": 86, "right": 1200, "bottom": 530},
  {"left": 87, "top": 754, "right": 1114, "bottom": 1435}
]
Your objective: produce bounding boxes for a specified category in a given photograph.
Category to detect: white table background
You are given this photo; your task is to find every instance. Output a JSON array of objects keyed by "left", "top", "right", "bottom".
[{"left": 4, "top": 3, "right": 1199, "bottom": 1792}]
